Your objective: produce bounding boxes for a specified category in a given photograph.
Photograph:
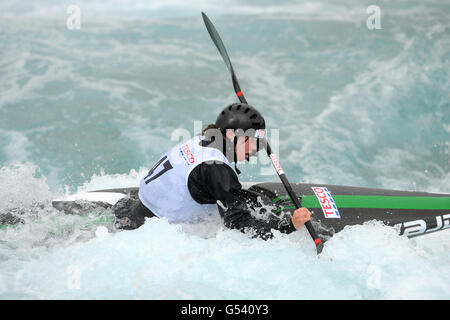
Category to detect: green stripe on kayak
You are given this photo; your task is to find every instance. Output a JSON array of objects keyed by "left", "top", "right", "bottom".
[{"left": 273, "top": 195, "right": 450, "bottom": 210}]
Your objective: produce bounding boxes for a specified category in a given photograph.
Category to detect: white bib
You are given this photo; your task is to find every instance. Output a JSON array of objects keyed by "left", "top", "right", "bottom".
[{"left": 138, "top": 136, "right": 231, "bottom": 222}]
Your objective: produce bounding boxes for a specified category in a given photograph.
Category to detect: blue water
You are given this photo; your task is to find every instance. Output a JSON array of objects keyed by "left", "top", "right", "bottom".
[{"left": 0, "top": 0, "right": 449, "bottom": 299}]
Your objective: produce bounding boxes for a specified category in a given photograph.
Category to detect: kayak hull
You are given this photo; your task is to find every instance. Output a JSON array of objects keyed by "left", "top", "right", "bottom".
[
  {"left": 3, "top": 182, "right": 449, "bottom": 240},
  {"left": 250, "top": 183, "right": 450, "bottom": 238}
]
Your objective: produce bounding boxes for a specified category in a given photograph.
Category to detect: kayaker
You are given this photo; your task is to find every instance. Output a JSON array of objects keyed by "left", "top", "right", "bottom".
[{"left": 113, "top": 102, "right": 312, "bottom": 240}]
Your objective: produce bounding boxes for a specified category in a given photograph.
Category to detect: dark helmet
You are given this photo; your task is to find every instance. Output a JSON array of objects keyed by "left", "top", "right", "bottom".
[
  {"left": 214, "top": 103, "right": 266, "bottom": 163},
  {"left": 215, "top": 102, "right": 265, "bottom": 135}
]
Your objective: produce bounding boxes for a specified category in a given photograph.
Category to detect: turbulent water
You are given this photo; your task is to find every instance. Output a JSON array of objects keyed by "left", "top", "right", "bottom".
[{"left": 0, "top": 0, "right": 449, "bottom": 299}]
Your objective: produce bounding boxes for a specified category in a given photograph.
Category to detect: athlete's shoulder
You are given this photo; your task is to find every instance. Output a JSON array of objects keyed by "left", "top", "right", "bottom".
[
  {"left": 190, "top": 160, "right": 239, "bottom": 184},
  {"left": 188, "top": 161, "right": 241, "bottom": 204}
]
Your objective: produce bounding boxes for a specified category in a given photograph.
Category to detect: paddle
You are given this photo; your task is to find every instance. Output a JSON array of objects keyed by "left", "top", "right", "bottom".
[{"left": 201, "top": 12, "right": 324, "bottom": 254}]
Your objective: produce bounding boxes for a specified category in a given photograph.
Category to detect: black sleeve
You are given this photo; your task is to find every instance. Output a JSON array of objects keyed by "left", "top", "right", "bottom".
[{"left": 187, "top": 162, "right": 296, "bottom": 240}]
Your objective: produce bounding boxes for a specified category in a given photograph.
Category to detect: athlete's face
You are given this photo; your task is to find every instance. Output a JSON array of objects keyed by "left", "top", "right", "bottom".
[{"left": 235, "top": 136, "right": 258, "bottom": 162}]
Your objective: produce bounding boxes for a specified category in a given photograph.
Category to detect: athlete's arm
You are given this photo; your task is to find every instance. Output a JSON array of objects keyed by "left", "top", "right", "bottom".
[{"left": 187, "top": 162, "right": 300, "bottom": 239}]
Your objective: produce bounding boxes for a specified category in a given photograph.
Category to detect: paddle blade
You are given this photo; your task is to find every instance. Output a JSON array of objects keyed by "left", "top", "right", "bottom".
[
  {"left": 201, "top": 12, "right": 234, "bottom": 73},
  {"left": 202, "top": 12, "right": 247, "bottom": 104},
  {"left": 316, "top": 240, "right": 324, "bottom": 254}
]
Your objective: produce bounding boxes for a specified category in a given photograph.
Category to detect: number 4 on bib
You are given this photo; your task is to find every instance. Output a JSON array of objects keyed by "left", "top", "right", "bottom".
[{"left": 144, "top": 156, "right": 173, "bottom": 184}]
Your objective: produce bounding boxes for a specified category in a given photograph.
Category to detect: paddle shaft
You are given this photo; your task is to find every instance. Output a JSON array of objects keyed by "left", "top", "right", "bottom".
[
  {"left": 201, "top": 12, "right": 323, "bottom": 254},
  {"left": 264, "top": 143, "right": 323, "bottom": 252},
  {"left": 230, "top": 71, "right": 323, "bottom": 251}
]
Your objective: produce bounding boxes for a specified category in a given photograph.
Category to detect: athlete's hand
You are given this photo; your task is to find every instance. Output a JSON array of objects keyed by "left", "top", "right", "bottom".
[{"left": 291, "top": 207, "right": 312, "bottom": 230}]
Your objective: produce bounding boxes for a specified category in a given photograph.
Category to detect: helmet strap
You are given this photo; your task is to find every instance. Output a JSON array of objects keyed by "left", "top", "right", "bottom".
[{"left": 233, "top": 135, "right": 241, "bottom": 174}]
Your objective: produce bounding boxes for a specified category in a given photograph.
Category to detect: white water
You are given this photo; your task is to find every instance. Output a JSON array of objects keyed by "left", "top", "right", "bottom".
[
  {"left": 0, "top": 0, "right": 449, "bottom": 299},
  {"left": 0, "top": 164, "right": 449, "bottom": 299}
]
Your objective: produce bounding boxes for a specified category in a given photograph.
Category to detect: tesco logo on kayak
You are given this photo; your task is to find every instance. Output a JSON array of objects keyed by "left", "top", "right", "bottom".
[
  {"left": 181, "top": 144, "right": 195, "bottom": 164},
  {"left": 312, "top": 187, "right": 341, "bottom": 219}
]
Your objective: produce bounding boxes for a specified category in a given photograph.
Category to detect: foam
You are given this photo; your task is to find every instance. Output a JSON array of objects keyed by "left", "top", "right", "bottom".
[
  {"left": 0, "top": 0, "right": 449, "bottom": 299},
  {"left": 0, "top": 163, "right": 53, "bottom": 211},
  {"left": 1, "top": 215, "right": 450, "bottom": 299}
]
